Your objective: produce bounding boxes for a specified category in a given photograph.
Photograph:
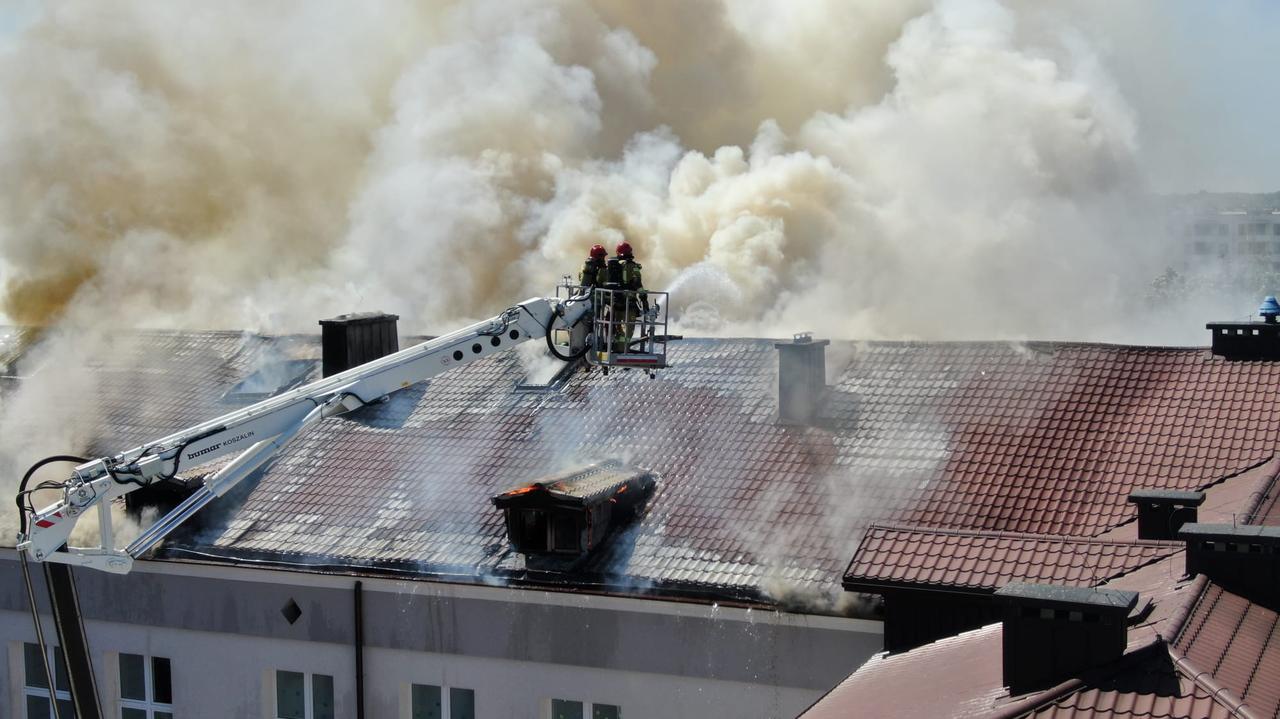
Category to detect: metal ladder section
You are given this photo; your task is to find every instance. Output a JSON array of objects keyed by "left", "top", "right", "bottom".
[{"left": 23, "top": 555, "right": 103, "bottom": 719}]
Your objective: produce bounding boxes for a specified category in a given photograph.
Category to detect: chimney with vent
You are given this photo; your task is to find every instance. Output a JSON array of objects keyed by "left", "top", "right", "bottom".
[
  {"left": 319, "top": 312, "right": 400, "bottom": 377},
  {"left": 996, "top": 583, "right": 1137, "bottom": 695},
  {"left": 1127, "top": 489, "right": 1205, "bottom": 540},
  {"left": 775, "top": 333, "right": 829, "bottom": 424},
  {"left": 1179, "top": 523, "right": 1280, "bottom": 608},
  {"left": 1206, "top": 296, "right": 1280, "bottom": 360}
]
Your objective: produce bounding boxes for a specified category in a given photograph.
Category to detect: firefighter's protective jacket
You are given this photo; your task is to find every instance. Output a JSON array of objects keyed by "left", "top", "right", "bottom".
[{"left": 579, "top": 258, "right": 606, "bottom": 288}]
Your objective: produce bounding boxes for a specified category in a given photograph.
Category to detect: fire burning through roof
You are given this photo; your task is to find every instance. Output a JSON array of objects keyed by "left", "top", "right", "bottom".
[{"left": 493, "top": 461, "right": 658, "bottom": 560}]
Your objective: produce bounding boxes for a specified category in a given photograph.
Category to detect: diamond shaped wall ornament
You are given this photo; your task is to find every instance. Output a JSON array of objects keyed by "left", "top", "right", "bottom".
[{"left": 281, "top": 598, "right": 302, "bottom": 625}]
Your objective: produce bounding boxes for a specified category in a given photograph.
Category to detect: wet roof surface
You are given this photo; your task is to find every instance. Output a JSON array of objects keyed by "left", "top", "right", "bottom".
[
  {"left": 164, "top": 338, "right": 1280, "bottom": 606},
  {"left": 7, "top": 332, "right": 1280, "bottom": 613}
]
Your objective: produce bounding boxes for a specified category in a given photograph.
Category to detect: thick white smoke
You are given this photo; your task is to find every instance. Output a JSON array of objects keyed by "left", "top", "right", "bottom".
[
  {"left": 0, "top": 0, "right": 1219, "bottom": 548},
  {"left": 0, "top": 0, "right": 1168, "bottom": 339}
]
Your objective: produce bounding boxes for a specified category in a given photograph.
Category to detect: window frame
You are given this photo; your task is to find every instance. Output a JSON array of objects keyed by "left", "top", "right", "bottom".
[
  {"left": 406, "top": 682, "right": 476, "bottom": 719},
  {"left": 21, "top": 642, "right": 73, "bottom": 719},
  {"left": 274, "top": 670, "right": 334, "bottom": 719},
  {"left": 118, "top": 652, "right": 174, "bottom": 719},
  {"left": 547, "top": 697, "right": 622, "bottom": 719}
]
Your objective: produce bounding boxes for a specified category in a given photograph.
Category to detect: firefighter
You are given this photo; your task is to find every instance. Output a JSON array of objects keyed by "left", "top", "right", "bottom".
[
  {"left": 577, "top": 244, "right": 609, "bottom": 355},
  {"left": 579, "top": 244, "right": 608, "bottom": 290},
  {"left": 605, "top": 241, "right": 647, "bottom": 353}
]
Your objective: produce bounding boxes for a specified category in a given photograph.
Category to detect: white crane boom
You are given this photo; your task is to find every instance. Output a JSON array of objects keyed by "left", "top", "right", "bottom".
[{"left": 16, "top": 295, "right": 594, "bottom": 573}]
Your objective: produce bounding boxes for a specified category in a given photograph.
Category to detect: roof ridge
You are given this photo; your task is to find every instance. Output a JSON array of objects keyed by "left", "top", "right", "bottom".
[
  {"left": 1241, "top": 454, "right": 1280, "bottom": 524},
  {"left": 1168, "top": 642, "right": 1260, "bottom": 719},
  {"left": 832, "top": 339, "right": 1212, "bottom": 351},
  {"left": 865, "top": 522, "right": 1180, "bottom": 548},
  {"left": 1166, "top": 575, "right": 1213, "bottom": 648}
]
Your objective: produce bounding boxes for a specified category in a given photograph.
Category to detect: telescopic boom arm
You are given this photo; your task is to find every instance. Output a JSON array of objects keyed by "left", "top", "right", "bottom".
[{"left": 16, "top": 295, "right": 591, "bottom": 573}]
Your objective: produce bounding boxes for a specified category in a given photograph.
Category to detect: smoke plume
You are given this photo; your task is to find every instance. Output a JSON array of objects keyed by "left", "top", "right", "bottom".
[
  {"left": 0, "top": 0, "right": 1175, "bottom": 340},
  {"left": 0, "top": 0, "right": 1236, "bottom": 553}
]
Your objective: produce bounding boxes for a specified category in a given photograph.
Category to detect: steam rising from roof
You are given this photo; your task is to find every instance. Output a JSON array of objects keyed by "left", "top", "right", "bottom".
[{"left": 0, "top": 0, "right": 1192, "bottom": 344}]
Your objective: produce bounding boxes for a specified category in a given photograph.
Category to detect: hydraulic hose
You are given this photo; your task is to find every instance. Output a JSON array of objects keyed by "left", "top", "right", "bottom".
[
  {"left": 15, "top": 455, "right": 89, "bottom": 537},
  {"left": 547, "top": 322, "right": 591, "bottom": 360}
]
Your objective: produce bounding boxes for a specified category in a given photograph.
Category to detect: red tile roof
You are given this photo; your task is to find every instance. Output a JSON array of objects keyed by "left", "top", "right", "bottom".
[
  {"left": 803, "top": 552, "right": 1253, "bottom": 719},
  {"left": 1023, "top": 643, "right": 1240, "bottom": 719},
  {"left": 844, "top": 525, "right": 1178, "bottom": 593},
  {"left": 799, "top": 623, "right": 1010, "bottom": 719},
  {"left": 160, "top": 340, "right": 1280, "bottom": 606},
  {"left": 8, "top": 332, "right": 1280, "bottom": 612},
  {"left": 1173, "top": 584, "right": 1280, "bottom": 718},
  {"left": 847, "top": 344, "right": 1280, "bottom": 537},
  {"left": 805, "top": 458, "right": 1280, "bottom": 719}
]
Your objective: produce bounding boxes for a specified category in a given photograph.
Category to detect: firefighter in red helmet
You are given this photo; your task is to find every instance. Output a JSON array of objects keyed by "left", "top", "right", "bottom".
[
  {"left": 605, "top": 241, "right": 647, "bottom": 353},
  {"left": 579, "top": 244, "right": 608, "bottom": 290}
]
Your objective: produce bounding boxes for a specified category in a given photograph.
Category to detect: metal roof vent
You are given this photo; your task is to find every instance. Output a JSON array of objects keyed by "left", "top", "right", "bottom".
[
  {"left": 1260, "top": 295, "right": 1280, "bottom": 323},
  {"left": 1179, "top": 523, "right": 1280, "bottom": 609},
  {"left": 996, "top": 583, "right": 1137, "bottom": 696},
  {"left": 492, "top": 461, "right": 657, "bottom": 566},
  {"left": 775, "top": 333, "right": 830, "bottom": 425},
  {"left": 319, "top": 312, "right": 400, "bottom": 378},
  {"left": 1127, "top": 489, "right": 1205, "bottom": 540},
  {"left": 1206, "top": 297, "right": 1280, "bottom": 359}
]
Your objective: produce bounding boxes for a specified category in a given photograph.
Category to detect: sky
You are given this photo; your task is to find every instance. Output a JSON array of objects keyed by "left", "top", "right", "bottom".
[{"left": 1082, "top": 0, "right": 1280, "bottom": 193}]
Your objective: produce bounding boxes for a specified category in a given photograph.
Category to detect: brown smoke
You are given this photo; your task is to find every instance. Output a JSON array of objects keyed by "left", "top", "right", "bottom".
[
  {"left": 0, "top": 0, "right": 1178, "bottom": 341},
  {"left": 0, "top": 0, "right": 1229, "bottom": 556}
]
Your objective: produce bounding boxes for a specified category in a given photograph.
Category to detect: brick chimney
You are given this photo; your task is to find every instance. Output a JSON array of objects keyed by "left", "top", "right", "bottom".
[
  {"left": 1178, "top": 523, "right": 1280, "bottom": 608},
  {"left": 996, "top": 583, "right": 1137, "bottom": 695},
  {"left": 319, "top": 312, "right": 400, "bottom": 377},
  {"left": 1127, "top": 489, "right": 1205, "bottom": 540},
  {"left": 775, "top": 333, "right": 829, "bottom": 425}
]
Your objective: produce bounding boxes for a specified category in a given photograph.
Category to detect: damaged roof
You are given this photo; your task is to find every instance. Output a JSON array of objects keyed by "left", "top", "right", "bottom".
[
  {"left": 491, "top": 460, "right": 653, "bottom": 507},
  {"left": 7, "top": 332, "right": 1280, "bottom": 612}
]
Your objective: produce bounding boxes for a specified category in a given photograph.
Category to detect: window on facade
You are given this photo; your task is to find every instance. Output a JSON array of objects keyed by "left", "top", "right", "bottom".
[
  {"left": 1192, "top": 240, "right": 1211, "bottom": 254},
  {"left": 550, "top": 699, "right": 621, "bottom": 719},
  {"left": 1194, "top": 222, "right": 1214, "bottom": 236},
  {"left": 1217, "top": 224, "right": 1228, "bottom": 235},
  {"left": 410, "top": 684, "right": 475, "bottom": 719},
  {"left": 276, "top": 671, "right": 334, "bottom": 719},
  {"left": 1253, "top": 222, "right": 1269, "bottom": 235},
  {"left": 23, "top": 643, "right": 75, "bottom": 719},
  {"left": 1274, "top": 223, "right": 1280, "bottom": 236},
  {"left": 119, "top": 653, "right": 173, "bottom": 719},
  {"left": 552, "top": 699, "right": 584, "bottom": 719}
]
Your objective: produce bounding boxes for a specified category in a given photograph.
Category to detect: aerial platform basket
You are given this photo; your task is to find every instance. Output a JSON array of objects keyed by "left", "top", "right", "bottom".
[
  {"left": 589, "top": 287, "right": 669, "bottom": 373},
  {"left": 552, "top": 282, "right": 673, "bottom": 375}
]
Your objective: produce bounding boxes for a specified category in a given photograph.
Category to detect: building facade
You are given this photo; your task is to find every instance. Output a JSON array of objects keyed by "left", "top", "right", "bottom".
[
  {"left": 1168, "top": 208, "right": 1280, "bottom": 276},
  {"left": 3, "top": 552, "right": 879, "bottom": 718}
]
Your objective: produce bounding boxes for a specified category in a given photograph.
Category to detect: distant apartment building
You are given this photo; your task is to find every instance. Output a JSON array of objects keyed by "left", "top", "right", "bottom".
[{"left": 1169, "top": 209, "right": 1280, "bottom": 275}]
